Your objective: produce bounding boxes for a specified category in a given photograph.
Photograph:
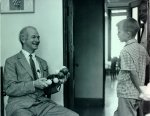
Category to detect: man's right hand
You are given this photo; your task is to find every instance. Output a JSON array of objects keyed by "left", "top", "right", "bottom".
[{"left": 33, "top": 78, "right": 49, "bottom": 89}]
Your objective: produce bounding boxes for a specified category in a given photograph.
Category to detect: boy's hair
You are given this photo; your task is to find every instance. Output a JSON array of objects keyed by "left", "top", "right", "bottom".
[{"left": 117, "top": 18, "right": 140, "bottom": 38}]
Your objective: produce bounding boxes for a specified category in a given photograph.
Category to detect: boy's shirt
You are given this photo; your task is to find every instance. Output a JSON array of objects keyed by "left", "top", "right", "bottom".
[{"left": 117, "top": 39, "right": 149, "bottom": 99}]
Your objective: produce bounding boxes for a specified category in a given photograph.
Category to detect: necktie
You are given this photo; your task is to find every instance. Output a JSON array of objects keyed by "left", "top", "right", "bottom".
[{"left": 29, "top": 54, "right": 38, "bottom": 80}]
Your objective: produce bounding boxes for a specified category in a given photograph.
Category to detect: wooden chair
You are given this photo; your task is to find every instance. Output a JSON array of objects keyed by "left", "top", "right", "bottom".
[{"left": 1, "top": 66, "right": 7, "bottom": 116}]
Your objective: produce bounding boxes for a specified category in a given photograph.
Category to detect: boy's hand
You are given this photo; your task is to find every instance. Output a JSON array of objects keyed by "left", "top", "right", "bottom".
[
  {"left": 139, "top": 85, "right": 150, "bottom": 101},
  {"left": 139, "top": 93, "right": 150, "bottom": 101}
]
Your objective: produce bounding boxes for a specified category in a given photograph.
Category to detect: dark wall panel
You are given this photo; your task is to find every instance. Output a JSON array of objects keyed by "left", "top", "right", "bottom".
[{"left": 73, "top": 0, "right": 105, "bottom": 98}]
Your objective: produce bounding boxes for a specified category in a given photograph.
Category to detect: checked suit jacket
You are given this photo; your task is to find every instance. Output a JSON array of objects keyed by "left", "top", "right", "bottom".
[{"left": 4, "top": 51, "right": 60, "bottom": 116}]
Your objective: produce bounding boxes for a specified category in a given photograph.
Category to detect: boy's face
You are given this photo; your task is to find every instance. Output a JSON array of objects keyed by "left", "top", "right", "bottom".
[{"left": 117, "top": 27, "right": 130, "bottom": 42}]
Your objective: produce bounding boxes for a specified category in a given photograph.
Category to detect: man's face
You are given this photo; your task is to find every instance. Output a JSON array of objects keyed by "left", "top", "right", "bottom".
[
  {"left": 117, "top": 27, "right": 129, "bottom": 42},
  {"left": 139, "top": 4, "right": 147, "bottom": 23},
  {"left": 22, "top": 28, "right": 40, "bottom": 52}
]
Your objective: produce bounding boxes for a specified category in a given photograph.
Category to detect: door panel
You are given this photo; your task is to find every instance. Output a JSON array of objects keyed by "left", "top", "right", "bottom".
[
  {"left": 73, "top": 0, "right": 105, "bottom": 99},
  {"left": 64, "top": 0, "right": 105, "bottom": 108}
]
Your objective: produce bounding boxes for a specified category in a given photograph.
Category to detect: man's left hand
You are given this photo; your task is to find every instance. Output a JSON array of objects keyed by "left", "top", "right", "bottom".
[{"left": 59, "top": 72, "right": 70, "bottom": 84}]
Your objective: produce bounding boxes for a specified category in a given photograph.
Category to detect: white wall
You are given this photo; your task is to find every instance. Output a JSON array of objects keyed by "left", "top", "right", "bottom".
[{"left": 1, "top": 0, "right": 64, "bottom": 105}]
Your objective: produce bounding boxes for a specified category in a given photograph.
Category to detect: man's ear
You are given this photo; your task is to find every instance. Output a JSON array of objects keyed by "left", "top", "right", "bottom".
[{"left": 20, "top": 34, "right": 26, "bottom": 43}]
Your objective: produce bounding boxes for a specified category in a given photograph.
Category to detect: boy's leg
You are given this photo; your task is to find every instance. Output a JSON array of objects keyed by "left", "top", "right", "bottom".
[
  {"left": 114, "top": 97, "right": 141, "bottom": 116},
  {"left": 137, "top": 101, "right": 144, "bottom": 116}
]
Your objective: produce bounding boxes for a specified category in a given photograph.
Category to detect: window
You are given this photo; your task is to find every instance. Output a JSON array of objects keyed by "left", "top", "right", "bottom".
[
  {"left": 105, "top": 9, "right": 127, "bottom": 64},
  {"left": 111, "top": 15, "right": 126, "bottom": 58}
]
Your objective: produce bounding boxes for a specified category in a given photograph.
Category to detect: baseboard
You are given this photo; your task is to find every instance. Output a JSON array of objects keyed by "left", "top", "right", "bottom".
[{"left": 74, "top": 98, "right": 104, "bottom": 107}]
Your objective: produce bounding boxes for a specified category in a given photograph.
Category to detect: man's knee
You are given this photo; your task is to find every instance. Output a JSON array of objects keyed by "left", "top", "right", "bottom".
[
  {"left": 75, "top": 113, "right": 79, "bottom": 116},
  {"left": 72, "top": 112, "right": 79, "bottom": 116},
  {"left": 68, "top": 112, "right": 79, "bottom": 116},
  {"left": 12, "top": 109, "right": 33, "bottom": 116},
  {"left": 66, "top": 110, "right": 79, "bottom": 116},
  {"left": 74, "top": 113, "right": 79, "bottom": 116},
  {"left": 59, "top": 107, "right": 79, "bottom": 116}
]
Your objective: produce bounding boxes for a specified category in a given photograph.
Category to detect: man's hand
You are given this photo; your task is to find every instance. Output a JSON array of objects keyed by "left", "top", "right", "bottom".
[
  {"left": 59, "top": 78, "right": 67, "bottom": 84},
  {"left": 33, "top": 78, "right": 49, "bottom": 89},
  {"left": 59, "top": 72, "right": 70, "bottom": 84}
]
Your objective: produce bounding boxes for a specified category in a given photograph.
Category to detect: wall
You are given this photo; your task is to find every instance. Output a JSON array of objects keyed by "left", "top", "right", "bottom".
[
  {"left": 74, "top": 0, "right": 104, "bottom": 98},
  {"left": 0, "top": 0, "right": 2, "bottom": 114},
  {"left": 1, "top": 0, "right": 64, "bottom": 105}
]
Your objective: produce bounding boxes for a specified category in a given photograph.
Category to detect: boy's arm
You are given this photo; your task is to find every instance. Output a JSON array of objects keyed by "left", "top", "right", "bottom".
[
  {"left": 120, "top": 50, "right": 142, "bottom": 93},
  {"left": 130, "top": 70, "right": 142, "bottom": 93}
]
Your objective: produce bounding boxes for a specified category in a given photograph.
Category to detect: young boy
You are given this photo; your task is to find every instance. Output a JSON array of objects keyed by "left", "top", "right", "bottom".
[{"left": 114, "top": 18, "right": 150, "bottom": 116}]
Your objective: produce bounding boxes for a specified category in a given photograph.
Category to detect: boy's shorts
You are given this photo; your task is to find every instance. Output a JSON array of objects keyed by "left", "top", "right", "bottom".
[{"left": 114, "top": 97, "right": 141, "bottom": 116}]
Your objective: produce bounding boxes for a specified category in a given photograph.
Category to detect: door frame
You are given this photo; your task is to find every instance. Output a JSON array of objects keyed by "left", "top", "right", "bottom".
[
  {"left": 63, "top": 0, "right": 75, "bottom": 109},
  {"left": 63, "top": 0, "right": 105, "bottom": 109}
]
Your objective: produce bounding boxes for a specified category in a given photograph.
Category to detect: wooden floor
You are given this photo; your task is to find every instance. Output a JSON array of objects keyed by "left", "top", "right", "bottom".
[
  {"left": 104, "top": 76, "right": 118, "bottom": 116},
  {"left": 74, "top": 76, "right": 118, "bottom": 116}
]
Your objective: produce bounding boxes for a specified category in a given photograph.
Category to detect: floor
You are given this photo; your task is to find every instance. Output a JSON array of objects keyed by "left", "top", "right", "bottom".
[
  {"left": 104, "top": 76, "right": 118, "bottom": 116},
  {"left": 74, "top": 76, "right": 118, "bottom": 116}
]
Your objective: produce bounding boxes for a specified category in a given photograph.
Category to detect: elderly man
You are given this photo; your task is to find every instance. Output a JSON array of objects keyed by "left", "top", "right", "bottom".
[
  {"left": 4, "top": 26, "right": 79, "bottom": 116},
  {"left": 139, "top": 0, "right": 148, "bottom": 49}
]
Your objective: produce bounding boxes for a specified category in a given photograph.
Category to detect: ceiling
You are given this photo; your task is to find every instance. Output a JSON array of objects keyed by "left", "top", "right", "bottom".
[{"left": 106, "top": 0, "right": 142, "bottom": 9}]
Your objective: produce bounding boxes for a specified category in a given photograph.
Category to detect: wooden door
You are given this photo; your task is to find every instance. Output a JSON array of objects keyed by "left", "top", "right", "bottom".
[{"left": 63, "top": 0, "right": 75, "bottom": 109}]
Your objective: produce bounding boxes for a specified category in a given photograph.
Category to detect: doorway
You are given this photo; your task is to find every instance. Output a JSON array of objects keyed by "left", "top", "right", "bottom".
[{"left": 63, "top": 0, "right": 105, "bottom": 115}]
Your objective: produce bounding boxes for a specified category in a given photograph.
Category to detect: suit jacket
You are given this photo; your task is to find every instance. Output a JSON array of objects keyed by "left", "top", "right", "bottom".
[{"left": 4, "top": 51, "right": 60, "bottom": 116}]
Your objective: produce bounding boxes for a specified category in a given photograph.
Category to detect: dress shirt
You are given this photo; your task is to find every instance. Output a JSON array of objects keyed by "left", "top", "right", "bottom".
[{"left": 22, "top": 49, "right": 41, "bottom": 78}]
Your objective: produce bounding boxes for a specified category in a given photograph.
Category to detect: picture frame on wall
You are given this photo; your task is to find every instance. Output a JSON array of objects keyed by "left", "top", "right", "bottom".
[{"left": 0, "top": 0, "right": 34, "bottom": 14}]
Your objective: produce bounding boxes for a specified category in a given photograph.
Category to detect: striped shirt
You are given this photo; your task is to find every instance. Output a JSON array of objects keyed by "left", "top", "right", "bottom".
[{"left": 117, "top": 39, "right": 150, "bottom": 99}]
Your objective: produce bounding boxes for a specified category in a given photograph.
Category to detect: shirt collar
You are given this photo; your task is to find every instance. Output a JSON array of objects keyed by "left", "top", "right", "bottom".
[
  {"left": 22, "top": 49, "right": 36, "bottom": 58},
  {"left": 125, "top": 39, "right": 137, "bottom": 47}
]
